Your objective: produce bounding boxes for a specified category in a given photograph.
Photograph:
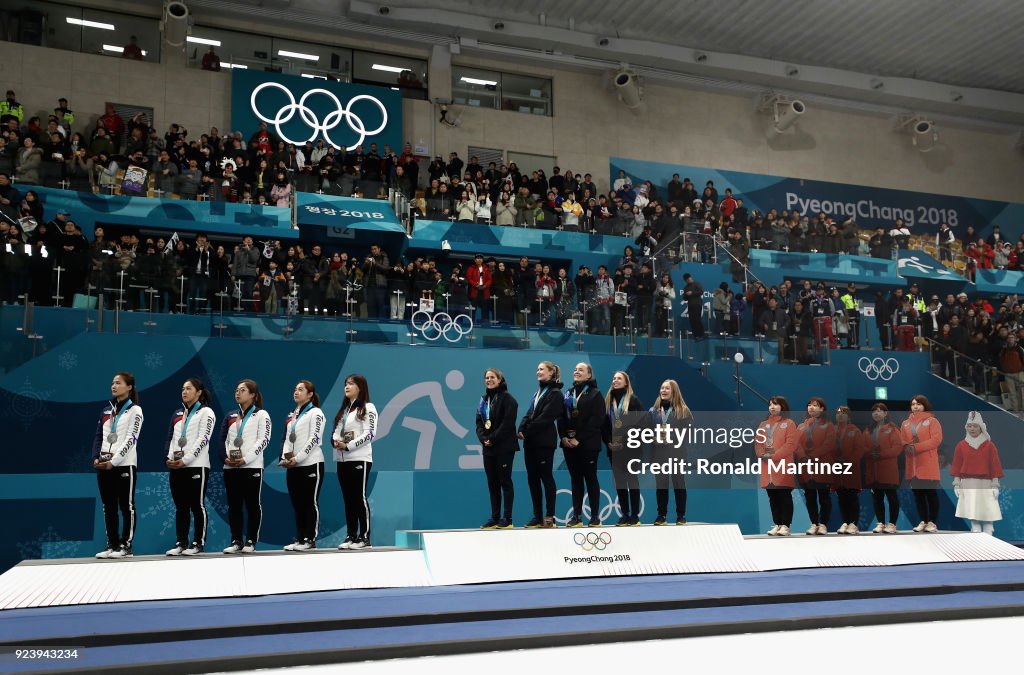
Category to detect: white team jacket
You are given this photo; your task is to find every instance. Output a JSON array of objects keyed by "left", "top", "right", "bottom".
[{"left": 332, "top": 402, "right": 378, "bottom": 463}]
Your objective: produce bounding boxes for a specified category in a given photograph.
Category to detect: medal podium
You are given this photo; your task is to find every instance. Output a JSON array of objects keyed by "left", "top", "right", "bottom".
[{"left": 1, "top": 525, "right": 1023, "bottom": 673}]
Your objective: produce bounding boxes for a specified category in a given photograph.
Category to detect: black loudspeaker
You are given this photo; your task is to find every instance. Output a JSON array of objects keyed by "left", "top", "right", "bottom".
[{"left": 330, "top": 52, "right": 340, "bottom": 70}]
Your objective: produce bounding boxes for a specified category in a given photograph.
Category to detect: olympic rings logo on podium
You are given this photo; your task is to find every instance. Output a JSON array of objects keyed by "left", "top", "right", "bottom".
[
  {"left": 573, "top": 531, "right": 612, "bottom": 551},
  {"left": 249, "top": 82, "right": 388, "bottom": 151},
  {"left": 858, "top": 356, "right": 900, "bottom": 381},
  {"left": 555, "top": 488, "right": 644, "bottom": 524},
  {"left": 411, "top": 310, "right": 474, "bottom": 343}
]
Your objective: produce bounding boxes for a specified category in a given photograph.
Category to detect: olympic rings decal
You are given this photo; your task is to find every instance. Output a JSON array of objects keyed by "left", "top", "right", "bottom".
[
  {"left": 556, "top": 488, "right": 644, "bottom": 525},
  {"left": 573, "top": 531, "right": 612, "bottom": 551},
  {"left": 250, "top": 82, "right": 388, "bottom": 151},
  {"left": 411, "top": 310, "right": 474, "bottom": 343},
  {"left": 858, "top": 356, "right": 900, "bottom": 382}
]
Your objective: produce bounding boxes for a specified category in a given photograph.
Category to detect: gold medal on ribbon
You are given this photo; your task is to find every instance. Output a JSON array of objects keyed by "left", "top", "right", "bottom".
[{"left": 484, "top": 420, "right": 492, "bottom": 430}]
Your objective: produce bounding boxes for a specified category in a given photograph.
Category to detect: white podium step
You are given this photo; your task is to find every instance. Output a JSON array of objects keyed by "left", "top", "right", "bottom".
[{"left": 1, "top": 526, "right": 1020, "bottom": 610}]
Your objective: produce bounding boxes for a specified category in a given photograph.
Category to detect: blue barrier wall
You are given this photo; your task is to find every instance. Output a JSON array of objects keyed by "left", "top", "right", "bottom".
[{"left": 32, "top": 187, "right": 295, "bottom": 240}]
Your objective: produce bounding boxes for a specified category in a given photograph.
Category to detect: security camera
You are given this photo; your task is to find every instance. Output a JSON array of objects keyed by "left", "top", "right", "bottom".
[
  {"left": 379, "top": 6, "right": 390, "bottom": 15},
  {"left": 912, "top": 119, "right": 938, "bottom": 152},
  {"left": 773, "top": 99, "right": 805, "bottom": 133}
]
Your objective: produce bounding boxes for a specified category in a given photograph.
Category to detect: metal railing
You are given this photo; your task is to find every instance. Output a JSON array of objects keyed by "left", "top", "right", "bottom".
[{"left": 922, "top": 336, "right": 1017, "bottom": 408}]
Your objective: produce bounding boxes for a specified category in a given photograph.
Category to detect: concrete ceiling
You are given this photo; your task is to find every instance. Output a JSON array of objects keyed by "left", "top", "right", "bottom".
[{"left": 177, "top": 0, "right": 1024, "bottom": 126}]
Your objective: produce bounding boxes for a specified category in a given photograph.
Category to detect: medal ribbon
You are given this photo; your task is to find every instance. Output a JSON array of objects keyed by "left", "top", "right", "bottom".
[
  {"left": 338, "top": 401, "right": 353, "bottom": 435},
  {"left": 289, "top": 402, "right": 313, "bottom": 443},
  {"left": 529, "top": 386, "right": 549, "bottom": 415},
  {"left": 180, "top": 401, "right": 202, "bottom": 444},
  {"left": 108, "top": 400, "right": 133, "bottom": 442},
  {"left": 609, "top": 393, "right": 626, "bottom": 423},
  {"left": 660, "top": 403, "right": 673, "bottom": 425},
  {"left": 571, "top": 384, "right": 589, "bottom": 412},
  {"left": 234, "top": 404, "right": 255, "bottom": 446},
  {"left": 766, "top": 419, "right": 779, "bottom": 448}
]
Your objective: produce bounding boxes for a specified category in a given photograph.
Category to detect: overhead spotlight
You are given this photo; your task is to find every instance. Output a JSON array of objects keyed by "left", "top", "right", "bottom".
[
  {"left": 378, "top": 6, "right": 390, "bottom": 15},
  {"left": 911, "top": 119, "right": 938, "bottom": 153},
  {"left": 612, "top": 67, "right": 643, "bottom": 108},
  {"left": 693, "top": 51, "right": 708, "bottom": 63},
  {"left": 162, "top": 1, "right": 190, "bottom": 48},
  {"left": 785, "top": 65, "right": 799, "bottom": 77},
  {"left": 596, "top": 36, "right": 611, "bottom": 47},
  {"left": 869, "top": 78, "right": 884, "bottom": 90},
  {"left": 493, "top": 21, "right": 505, "bottom": 30}
]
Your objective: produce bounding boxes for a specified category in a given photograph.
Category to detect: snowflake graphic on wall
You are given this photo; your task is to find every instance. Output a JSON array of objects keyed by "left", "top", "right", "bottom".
[
  {"left": 143, "top": 352, "right": 164, "bottom": 370},
  {"left": 0, "top": 378, "right": 55, "bottom": 430},
  {"left": 139, "top": 472, "right": 227, "bottom": 542},
  {"left": 57, "top": 351, "right": 79, "bottom": 371},
  {"left": 17, "top": 526, "right": 84, "bottom": 560}
]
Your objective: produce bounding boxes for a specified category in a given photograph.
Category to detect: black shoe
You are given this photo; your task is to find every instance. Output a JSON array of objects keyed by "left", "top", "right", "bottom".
[
  {"left": 497, "top": 518, "right": 514, "bottom": 529},
  {"left": 676, "top": 517, "right": 687, "bottom": 525},
  {"left": 566, "top": 516, "right": 583, "bottom": 528},
  {"left": 616, "top": 515, "right": 631, "bottom": 526},
  {"left": 630, "top": 516, "right": 641, "bottom": 526},
  {"left": 481, "top": 518, "right": 499, "bottom": 529},
  {"left": 587, "top": 519, "right": 603, "bottom": 528},
  {"left": 653, "top": 515, "right": 668, "bottom": 526},
  {"left": 524, "top": 517, "right": 543, "bottom": 528}
]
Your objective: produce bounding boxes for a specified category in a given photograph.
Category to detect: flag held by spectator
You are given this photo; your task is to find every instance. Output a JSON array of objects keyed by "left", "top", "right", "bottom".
[{"left": 164, "top": 231, "right": 179, "bottom": 254}]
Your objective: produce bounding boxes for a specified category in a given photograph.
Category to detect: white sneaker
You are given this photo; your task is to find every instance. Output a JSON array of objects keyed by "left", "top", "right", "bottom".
[
  {"left": 912, "top": 521, "right": 927, "bottom": 532},
  {"left": 872, "top": 523, "right": 886, "bottom": 533},
  {"left": 816, "top": 524, "right": 828, "bottom": 535},
  {"left": 805, "top": 525, "right": 818, "bottom": 535},
  {"left": 241, "top": 541, "right": 255, "bottom": 553},
  {"left": 767, "top": 525, "right": 780, "bottom": 536},
  {"left": 778, "top": 525, "right": 791, "bottom": 536},
  {"left": 925, "top": 522, "right": 938, "bottom": 533},
  {"left": 847, "top": 524, "right": 860, "bottom": 535},
  {"left": 223, "top": 542, "right": 242, "bottom": 554},
  {"left": 182, "top": 544, "right": 203, "bottom": 555},
  {"left": 166, "top": 545, "right": 184, "bottom": 556},
  {"left": 884, "top": 523, "right": 898, "bottom": 534},
  {"left": 95, "top": 548, "right": 114, "bottom": 559},
  {"left": 338, "top": 536, "right": 356, "bottom": 550},
  {"left": 348, "top": 538, "right": 367, "bottom": 550},
  {"left": 292, "top": 540, "right": 314, "bottom": 551},
  {"left": 284, "top": 541, "right": 298, "bottom": 551},
  {"left": 837, "top": 523, "right": 849, "bottom": 534}
]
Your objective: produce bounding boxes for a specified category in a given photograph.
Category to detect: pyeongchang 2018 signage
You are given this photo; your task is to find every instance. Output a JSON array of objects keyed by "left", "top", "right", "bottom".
[
  {"left": 611, "top": 157, "right": 1024, "bottom": 240},
  {"left": 231, "top": 69, "right": 403, "bottom": 152}
]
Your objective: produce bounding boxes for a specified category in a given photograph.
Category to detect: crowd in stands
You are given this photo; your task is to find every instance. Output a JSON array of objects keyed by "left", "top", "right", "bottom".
[{"left": 1, "top": 88, "right": 1023, "bottom": 408}]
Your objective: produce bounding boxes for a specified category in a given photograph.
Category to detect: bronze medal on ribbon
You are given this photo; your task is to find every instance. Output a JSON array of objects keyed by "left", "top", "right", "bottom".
[{"left": 614, "top": 419, "right": 622, "bottom": 429}]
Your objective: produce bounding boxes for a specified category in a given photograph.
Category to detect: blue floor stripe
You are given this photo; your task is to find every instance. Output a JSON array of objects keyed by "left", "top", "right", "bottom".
[
  {"left": 5, "top": 589, "right": 1024, "bottom": 673},
  {"left": 3, "top": 561, "right": 1024, "bottom": 643}
]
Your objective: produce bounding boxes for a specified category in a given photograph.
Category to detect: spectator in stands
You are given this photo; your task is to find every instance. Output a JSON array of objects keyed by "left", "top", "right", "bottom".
[
  {"left": 98, "top": 104, "right": 125, "bottom": 152},
  {"left": 869, "top": 227, "right": 892, "bottom": 259},
  {"left": 122, "top": 35, "right": 143, "bottom": 60},
  {"left": 15, "top": 137, "right": 42, "bottom": 185},
  {"left": 201, "top": 46, "right": 222, "bottom": 71},
  {"left": 889, "top": 218, "right": 911, "bottom": 251},
  {"left": 270, "top": 172, "right": 291, "bottom": 207},
  {"left": 475, "top": 193, "right": 492, "bottom": 224},
  {"left": 0, "top": 90, "right": 23, "bottom": 126},
  {"left": 65, "top": 146, "right": 95, "bottom": 192},
  {"left": 999, "top": 335, "right": 1024, "bottom": 410},
  {"left": 232, "top": 236, "right": 260, "bottom": 310},
  {"left": 936, "top": 222, "right": 955, "bottom": 262}
]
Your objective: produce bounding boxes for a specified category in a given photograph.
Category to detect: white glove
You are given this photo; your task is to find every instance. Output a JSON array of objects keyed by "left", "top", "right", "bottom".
[{"left": 953, "top": 477, "right": 961, "bottom": 499}]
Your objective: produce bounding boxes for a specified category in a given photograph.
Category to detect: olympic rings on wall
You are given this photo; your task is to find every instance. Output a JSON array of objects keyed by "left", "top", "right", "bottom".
[
  {"left": 411, "top": 310, "right": 474, "bottom": 343},
  {"left": 858, "top": 356, "right": 900, "bottom": 381},
  {"left": 249, "top": 82, "right": 388, "bottom": 151}
]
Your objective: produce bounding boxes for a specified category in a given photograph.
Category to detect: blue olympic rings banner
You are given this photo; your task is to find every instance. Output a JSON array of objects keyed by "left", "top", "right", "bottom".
[
  {"left": 231, "top": 70, "right": 403, "bottom": 152},
  {"left": 611, "top": 157, "right": 1024, "bottom": 240}
]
